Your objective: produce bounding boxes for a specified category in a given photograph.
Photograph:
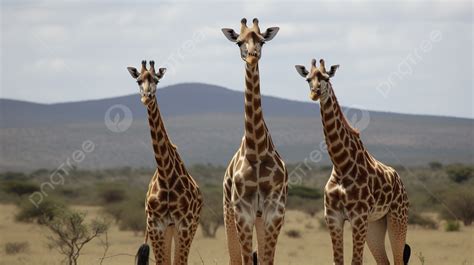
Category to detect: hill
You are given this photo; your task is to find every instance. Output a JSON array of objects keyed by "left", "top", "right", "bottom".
[{"left": 0, "top": 83, "right": 472, "bottom": 171}]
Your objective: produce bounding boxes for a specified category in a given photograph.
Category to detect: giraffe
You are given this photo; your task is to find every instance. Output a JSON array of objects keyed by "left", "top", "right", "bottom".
[
  {"left": 221, "top": 18, "right": 288, "bottom": 265},
  {"left": 127, "top": 60, "right": 203, "bottom": 265},
  {"left": 295, "top": 59, "right": 411, "bottom": 265}
]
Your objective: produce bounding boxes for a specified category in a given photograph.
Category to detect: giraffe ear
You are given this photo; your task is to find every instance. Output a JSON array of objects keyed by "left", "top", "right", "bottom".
[
  {"left": 156, "top": 68, "right": 166, "bottom": 79},
  {"left": 295, "top": 65, "right": 309, "bottom": 78},
  {"left": 327, "top": 65, "right": 340, "bottom": 78},
  {"left": 221, "top": 28, "right": 239, "bottom": 42},
  {"left": 127, "top": 67, "right": 140, "bottom": 79},
  {"left": 262, "top": 27, "right": 279, "bottom": 41}
]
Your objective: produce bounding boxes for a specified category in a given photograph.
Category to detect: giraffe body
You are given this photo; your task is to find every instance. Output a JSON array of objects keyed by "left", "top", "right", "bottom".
[
  {"left": 128, "top": 61, "right": 203, "bottom": 265},
  {"left": 295, "top": 59, "right": 410, "bottom": 265},
  {"left": 222, "top": 19, "right": 288, "bottom": 265}
]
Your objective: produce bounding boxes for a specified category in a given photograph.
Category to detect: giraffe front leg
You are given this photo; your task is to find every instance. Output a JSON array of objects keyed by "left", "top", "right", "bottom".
[
  {"left": 234, "top": 203, "right": 255, "bottom": 265},
  {"left": 147, "top": 216, "right": 173, "bottom": 265},
  {"left": 325, "top": 208, "right": 345, "bottom": 265},
  {"left": 349, "top": 212, "right": 369, "bottom": 265}
]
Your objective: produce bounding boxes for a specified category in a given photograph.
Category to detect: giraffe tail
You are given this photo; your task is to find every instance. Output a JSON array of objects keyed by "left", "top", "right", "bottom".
[
  {"left": 252, "top": 251, "right": 258, "bottom": 265},
  {"left": 403, "top": 244, "right": 411, "bottom": 265},
  {"left": 135, "top": 232, "right": 150, "bottom": 265}
]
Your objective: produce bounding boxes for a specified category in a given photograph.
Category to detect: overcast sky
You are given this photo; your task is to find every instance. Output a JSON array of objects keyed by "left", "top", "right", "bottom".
[{"left": 1, "top": 0, "right": 472, "bottom": 118}]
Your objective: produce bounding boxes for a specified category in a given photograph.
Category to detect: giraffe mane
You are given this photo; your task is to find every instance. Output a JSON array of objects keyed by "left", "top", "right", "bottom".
[{"left": 328, "top": 82, "right": 360, "bottom": 137}]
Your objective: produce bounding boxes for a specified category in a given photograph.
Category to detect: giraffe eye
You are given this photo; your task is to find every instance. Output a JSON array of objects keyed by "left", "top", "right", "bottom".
[
  {"left": 137, "top": 80, "right": 143, "bottom": 85},
  {"left": 236, "top": 41, "right": 244, "bottom": 46}
]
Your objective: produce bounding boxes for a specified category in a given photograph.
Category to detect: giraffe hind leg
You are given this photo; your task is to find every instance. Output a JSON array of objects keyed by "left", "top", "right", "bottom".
[
  {"left": 224, "top": 200, "right": 242, "bottom": 265},
  {"left": 387, "top": 211, "right": 409, "bottom": 265},
  {"left": 366, "top": 216, "right": 389, "bottom": 265},
  {"left": 255, "top": 213, "right": 284, "bottom": 265}
]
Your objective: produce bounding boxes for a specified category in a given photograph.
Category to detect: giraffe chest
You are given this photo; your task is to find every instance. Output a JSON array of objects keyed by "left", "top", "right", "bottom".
[{"left": 147, "top": 172, "right": 202, "bottom": 222}]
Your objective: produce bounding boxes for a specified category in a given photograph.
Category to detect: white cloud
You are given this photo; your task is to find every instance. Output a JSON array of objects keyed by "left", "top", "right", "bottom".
[{"left": 0, "top": 0, "right": 472, "bottom": 118}]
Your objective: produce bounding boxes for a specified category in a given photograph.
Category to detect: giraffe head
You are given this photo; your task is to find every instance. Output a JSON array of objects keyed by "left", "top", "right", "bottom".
[
  {"left": 221, "top": 18, "right": 279, "bottom": 65},
  {"left": 127, "top": 60, "right": 166, "bottom": 106},
  {"left": 295, "top": 59, "right": 339, "bottom": 101}
]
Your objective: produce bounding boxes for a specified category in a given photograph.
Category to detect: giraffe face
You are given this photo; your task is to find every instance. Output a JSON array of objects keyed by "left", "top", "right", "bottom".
[
  {"left": 127, "top": 60, "right": 166, "bottom": 106},
  {"left": 295, "top": 59, "right": 339, "bottom": 101},
  {"left": 222, "top": 18, "right": 279, "bottom": 65}
]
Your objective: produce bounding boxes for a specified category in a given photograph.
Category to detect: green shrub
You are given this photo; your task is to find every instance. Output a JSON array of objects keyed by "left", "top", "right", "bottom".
[
  {"left": 289, "top": 186, "right": 323, "bottom": 200},
  {"left": 99, "top": 187, "right": 127, "bottom": 204},
  {"left": 444, "top": 220, "right": 460, "bottom": 232},
  {"left": 118, "top": 208, "right": 146, "bottom": 235},
  {"left": 15, "top": 197, "right": 67, "bottom": 224},
  {"left": 199, "top": 185, "right": 223, "bottom": 238},
  {"left": 408, "top": 212, "right": 438, "bottom": 229},
  {"left": 287, "top": 196, "right": 322, "bottom": 217},
  {"left": 428, "top": 161, "right": 443, "bottom": 170},
  {"left": 445, "top": 164, "right": 473, "bottom": 183},
  {"left": 441, "top": 188, "right": 474, "bottom": 226},
  {"left": 5, "top": 241, "right": 29, "bottom": 255},
  {"left": 2, "top": 180, "right": 39, "bottom": 196}
]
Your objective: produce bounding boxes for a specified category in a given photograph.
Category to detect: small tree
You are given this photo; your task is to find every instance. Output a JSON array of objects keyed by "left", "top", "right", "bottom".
[
  {"left": 16, "top": 197, "right": 67, "bottom": 224},
  {"left": 45, "top": 210, "right": 109, "bottom": 265},
  {"left": 441, "top": 188, "right": 474, "bottom": 226}
]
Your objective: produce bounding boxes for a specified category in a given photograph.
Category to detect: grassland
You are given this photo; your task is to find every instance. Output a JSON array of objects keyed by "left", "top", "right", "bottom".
[
  {"left": 0, "top": 204, "right": 472, "bottom": 265},
  {"left": 0, "top": 164, "right": 473, "bottom": 264}
]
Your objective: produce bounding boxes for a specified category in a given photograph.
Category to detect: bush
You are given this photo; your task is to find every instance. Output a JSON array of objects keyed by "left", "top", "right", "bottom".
[
  {"left": 445, "top": 164, "right": 473, "bottom": 183},
  {"left": 118, "top": 206, "right": 146, "bottom": 235},
  {"left": 285, "top": 229, "right": 301, "bottom": 238},
  {"left": 289, "top": 186, "right": 323, "bottom": 200},
  {"left": 99, "top": 187, "right": 127, "bottom": 204},
  {"left": 441, "top": 188, "right": 474, "bottom": 226},
  {"left": 199, "top": 185, "right": 223, "bottom": 238},
  {"left": 444, "top": 220, "right": 460, "bottom": 232},
  {"left": 103, "top": 195, "right": 146, "bottom": 234},
  {"left": 286, "top": 196, "right": 322, "bottom": 217},
  {"left": 428, "top": 161, "right": 443, "bottom": 170},
  {"left": 16, "top": 197, "right": 67, "bottom": 224},
  {"left": 408, "top": 212, "right": 438, "bottom": 229},
  {"left": 5, "top": 241, "right": 29, "bottom": 255},
  {"left": 2, "top": 180, "right": 39, "bottom": 196}
]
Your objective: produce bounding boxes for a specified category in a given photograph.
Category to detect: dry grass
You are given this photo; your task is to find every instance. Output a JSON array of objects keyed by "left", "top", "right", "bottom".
[{"left": 0, "top": 204, "right": 472, "bottom": 265}]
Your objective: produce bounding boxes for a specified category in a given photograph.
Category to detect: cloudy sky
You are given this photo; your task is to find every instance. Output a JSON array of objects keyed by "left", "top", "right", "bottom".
[{"left": 1, "top": 0, "right": 472, "bottom": 118}]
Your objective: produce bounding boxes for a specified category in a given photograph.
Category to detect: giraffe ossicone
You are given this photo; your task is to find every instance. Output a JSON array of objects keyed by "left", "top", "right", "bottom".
[
  {"left": 295, "top": 58, "right": 411, "bottom": 265},
  {"left": 127, "top": 60, "right": 203, "bottom": 265}
]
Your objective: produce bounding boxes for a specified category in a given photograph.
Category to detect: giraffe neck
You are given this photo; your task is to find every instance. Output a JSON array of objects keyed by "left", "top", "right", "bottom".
[
  {"left": 319, "top": 83, "right": 364, "bottom": 174},
  {"left": 243, "top": 62, "right": 271, "bottom": 161},
  {"left": 146, "top": 97, "right": 174, "bottom": 172}
]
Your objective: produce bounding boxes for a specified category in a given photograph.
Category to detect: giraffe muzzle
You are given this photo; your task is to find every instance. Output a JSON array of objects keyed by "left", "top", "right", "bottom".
[{"left": 246, "top": 54, "right": 258, "bottom": 65}]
